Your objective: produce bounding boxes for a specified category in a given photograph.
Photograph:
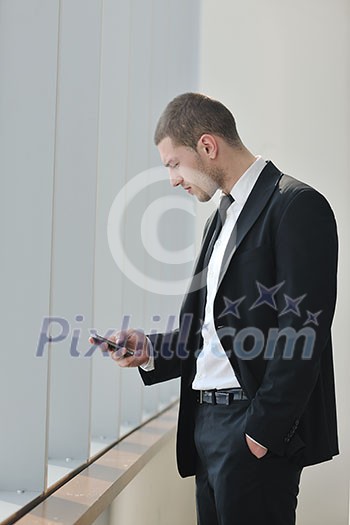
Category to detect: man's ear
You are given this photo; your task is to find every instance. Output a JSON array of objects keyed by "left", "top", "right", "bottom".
[{"left": 197, "top": 134, "right": 218, "bottom": 160}]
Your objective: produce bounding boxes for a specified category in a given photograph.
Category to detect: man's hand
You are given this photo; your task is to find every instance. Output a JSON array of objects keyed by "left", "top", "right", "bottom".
[
  {"left": 89, "top": 329, "right": 149, "bottom": 368},
  {"left": 245, "top": 435, "right": 268, "bottom": 459}
]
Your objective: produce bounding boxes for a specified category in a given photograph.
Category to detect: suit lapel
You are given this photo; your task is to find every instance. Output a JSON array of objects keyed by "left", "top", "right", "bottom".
[
  {"left": 184, "top": 209, "right": 218, "bottom": 296},
  {"left": 179, "top": 208, "right": 217, "bottom": 322},
  {"left": 195, "top": 210, "right": 218, "bottom": 271},
  {"left": 217, "top": 162, "right": 283, "bottom": 289}
]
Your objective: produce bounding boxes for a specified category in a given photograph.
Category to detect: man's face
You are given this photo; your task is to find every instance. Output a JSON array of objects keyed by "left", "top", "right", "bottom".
[{"left": 157, "top": 137, "right": 221, "bottom": 202}]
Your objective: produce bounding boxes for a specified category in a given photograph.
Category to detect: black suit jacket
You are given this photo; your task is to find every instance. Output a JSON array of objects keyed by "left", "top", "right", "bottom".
[{"left": 139, "top": 161, "right": 339, "bottom": 477}]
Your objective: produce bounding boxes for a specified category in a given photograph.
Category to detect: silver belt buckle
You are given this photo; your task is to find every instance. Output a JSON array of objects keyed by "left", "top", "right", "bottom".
[
  {"left": 216, "top": 392, "right": 230, "bottom": 405},
  {"left": 223, "top": 392, "right": 230, "bottom": 404}
]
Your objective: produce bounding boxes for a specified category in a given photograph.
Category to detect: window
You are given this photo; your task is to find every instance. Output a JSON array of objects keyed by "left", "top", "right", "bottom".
[{"left": 0, "top": 0, "right": 199, "bottom": 522}]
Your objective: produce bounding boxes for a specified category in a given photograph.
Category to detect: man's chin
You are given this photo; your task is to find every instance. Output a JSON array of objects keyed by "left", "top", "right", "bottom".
[
  {"left": 197, "top": 195, "right": 210, "bottom": 203},
  {"left": 196, "top": 192, "right": 214, "bottom": 203}
]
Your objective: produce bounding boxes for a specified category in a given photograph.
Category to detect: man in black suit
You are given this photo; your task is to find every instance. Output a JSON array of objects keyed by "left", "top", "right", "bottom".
[{"left": 93, "top": 93, "right": 339, "bottom": 525}]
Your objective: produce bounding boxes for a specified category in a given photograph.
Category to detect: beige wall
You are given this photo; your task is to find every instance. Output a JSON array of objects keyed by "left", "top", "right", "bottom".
[{"left": 198, "top": 0, "right": 350, "bottom": 523}]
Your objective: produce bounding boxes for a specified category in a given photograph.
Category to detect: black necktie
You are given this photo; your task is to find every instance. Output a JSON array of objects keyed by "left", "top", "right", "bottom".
[{"left": 203, "top": 193, "right": 234, "bottom": 270}]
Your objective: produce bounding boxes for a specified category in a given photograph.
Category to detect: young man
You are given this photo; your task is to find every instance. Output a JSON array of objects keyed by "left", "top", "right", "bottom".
[{"left": 91, "top": 93, "right": 338, "bottom": 525}]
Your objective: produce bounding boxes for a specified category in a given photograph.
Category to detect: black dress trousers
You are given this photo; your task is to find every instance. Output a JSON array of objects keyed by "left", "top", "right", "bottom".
[{"left": 194, "top": 399, "right": 302, "bottom": 525}]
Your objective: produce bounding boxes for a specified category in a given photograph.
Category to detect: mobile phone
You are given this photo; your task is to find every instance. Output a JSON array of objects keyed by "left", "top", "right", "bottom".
[{"left": 90, "top": 334, "right": 134, "bottom": 357}]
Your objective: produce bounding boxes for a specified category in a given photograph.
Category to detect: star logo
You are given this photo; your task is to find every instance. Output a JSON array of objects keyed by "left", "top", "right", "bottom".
[
  {"left": 304, "top": 310, "right": 322, "bottom": 326},
  {"left": 279, "top": 294, "right": 307, "bottom": 317},
  {"left": 219, "top": 296, "right": 246, "bottom": 319},
  {"left": 250, "top": 281, "right": 285, "bottom": 311}
]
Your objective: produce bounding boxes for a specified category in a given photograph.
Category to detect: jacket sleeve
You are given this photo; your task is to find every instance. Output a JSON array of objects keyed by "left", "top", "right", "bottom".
[
  {"left": 139, "top": 329, "right": 182, "bottom": 386},
  {"left": 244, "top": 188, "right": 338, "bottom": 455}
]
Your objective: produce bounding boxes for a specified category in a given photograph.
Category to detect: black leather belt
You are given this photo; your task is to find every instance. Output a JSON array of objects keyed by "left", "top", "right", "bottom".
[{"left": 196, "top": 388, "right": 248, "bottom": 405}]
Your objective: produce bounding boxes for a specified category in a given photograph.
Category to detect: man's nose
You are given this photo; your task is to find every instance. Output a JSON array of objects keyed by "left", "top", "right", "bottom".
[{"left": 169, "top": 170, "right": 184, "bottom": 188}]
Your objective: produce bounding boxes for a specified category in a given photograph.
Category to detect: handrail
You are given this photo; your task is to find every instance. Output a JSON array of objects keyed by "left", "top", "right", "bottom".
[{"left": 4, "top": 403, "right": 179, "bottom": 525}]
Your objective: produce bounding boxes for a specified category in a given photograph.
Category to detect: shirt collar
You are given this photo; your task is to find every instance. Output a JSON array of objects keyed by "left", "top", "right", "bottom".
[{"left": 225, "top": 156, "right": 267, "bottom": 208}]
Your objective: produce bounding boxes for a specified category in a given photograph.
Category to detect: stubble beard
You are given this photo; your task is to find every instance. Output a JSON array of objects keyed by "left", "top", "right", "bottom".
[{"left": 194, "top": 158, "right": 226, "bottom": 202}]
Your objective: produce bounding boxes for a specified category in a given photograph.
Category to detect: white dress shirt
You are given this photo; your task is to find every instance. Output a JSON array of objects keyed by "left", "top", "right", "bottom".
[{"left": 192, "top": 156, "right": 267, "bottom": 390}]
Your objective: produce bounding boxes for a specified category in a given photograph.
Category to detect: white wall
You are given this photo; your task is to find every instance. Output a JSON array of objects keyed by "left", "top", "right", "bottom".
[{"left": 198, "top": 1, "right": 350, "bottom": 523}]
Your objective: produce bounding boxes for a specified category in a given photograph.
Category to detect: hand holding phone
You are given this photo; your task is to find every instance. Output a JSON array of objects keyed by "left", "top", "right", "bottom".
[{"left": 90, "top": 334, "right": 134, "bottom": 357}]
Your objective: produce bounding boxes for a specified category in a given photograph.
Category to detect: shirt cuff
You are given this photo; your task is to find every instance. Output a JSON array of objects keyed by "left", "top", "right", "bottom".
[
  {"left": 139, "top": 337, "right": 155, "bottom": 371},
  {"left": 246, "top": 434, "right": 268, "bottom": 450}
]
